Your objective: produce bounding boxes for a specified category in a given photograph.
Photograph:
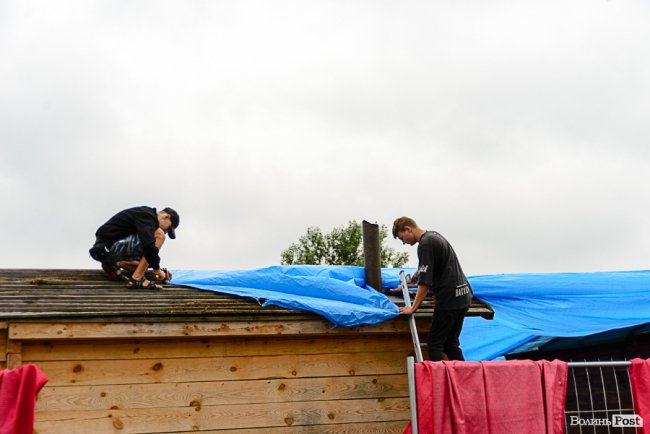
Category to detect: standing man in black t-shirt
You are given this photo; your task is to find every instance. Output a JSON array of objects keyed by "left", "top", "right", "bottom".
[
  {"left": 89, "top": 206, "right": 180, "bottom": 289},
  {"left": 392, "top": 216, "right": 473, "bottom": 361}
]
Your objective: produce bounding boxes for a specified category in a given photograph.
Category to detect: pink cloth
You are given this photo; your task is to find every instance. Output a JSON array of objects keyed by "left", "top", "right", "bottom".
[
  {"left": 0, "top": 364, "right": 48, "bottom": 434},
  {"left": 630, "top": 358, "right": 650, "bottom": 434},
  {"left": 404, "top": 359, "right": 567, "bottom": 434}
]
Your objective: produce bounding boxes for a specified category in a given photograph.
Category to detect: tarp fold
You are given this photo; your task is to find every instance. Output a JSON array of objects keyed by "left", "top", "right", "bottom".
[{"left": 172, "top": 266, "right": 650, "bottom": 360}]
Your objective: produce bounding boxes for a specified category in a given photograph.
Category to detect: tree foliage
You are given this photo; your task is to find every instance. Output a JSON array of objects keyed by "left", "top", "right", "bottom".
[{"left": 281, "top": 220, "right": 409, "bottom": 267}]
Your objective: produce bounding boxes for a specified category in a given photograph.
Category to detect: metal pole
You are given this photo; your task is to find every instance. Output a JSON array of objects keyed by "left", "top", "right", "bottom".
[
  {"left": 362, "top": 220, "right": 382, "bottom": 292},
  {"left": 400, "top": 271, "right": 423, "bottom": 363},
  {"left": 567, "top": 361, "right": 632, "bottom": 368},
  {"left": 407, "top": 356, "right": 419, "bottom": 434}
]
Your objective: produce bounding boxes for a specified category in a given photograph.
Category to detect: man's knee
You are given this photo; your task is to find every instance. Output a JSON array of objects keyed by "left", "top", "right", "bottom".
[{"left": 103, "top": 234, "right": 142, "bottom": 263}]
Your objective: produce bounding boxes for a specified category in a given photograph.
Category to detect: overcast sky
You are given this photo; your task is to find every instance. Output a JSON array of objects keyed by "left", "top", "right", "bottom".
[{"left": 1, "top": 0, "right": 649, "bottom": 275}]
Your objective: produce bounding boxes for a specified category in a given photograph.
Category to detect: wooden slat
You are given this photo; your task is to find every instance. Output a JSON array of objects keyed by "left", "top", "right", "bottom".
[
  {"left": 37, "top": 351, "right": 408, "bottom": 386},
  {"left": 34, "top": 397, "right": 410, "bottom": 434},
  {"left": 6, "top": 339, "right": 21, "bottom": 369},
  {"left": 35, "top": 374, "right": 408, "bottom": 411},
  {"left": 166, "top": 421, "right": 408, "bottom": 434},
  {"left": 0, "top": 327, "right": 6, "bottom": 363},
  {"left": 10, "top": 318, "right": 420, "bottom": 340},
  {"left": 22, "top": 335, "right": 414, "bottom": 361}
]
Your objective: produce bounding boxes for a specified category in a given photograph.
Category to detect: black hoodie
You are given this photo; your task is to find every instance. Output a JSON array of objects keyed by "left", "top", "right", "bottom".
[{"left": 94, "top": 206, "right": 161, "bottom": 269}]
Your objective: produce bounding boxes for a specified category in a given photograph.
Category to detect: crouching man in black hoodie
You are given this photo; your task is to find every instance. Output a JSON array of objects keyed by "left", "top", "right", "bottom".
[{"left": 89, "top": 206, "right": 179, "bottom": 289}]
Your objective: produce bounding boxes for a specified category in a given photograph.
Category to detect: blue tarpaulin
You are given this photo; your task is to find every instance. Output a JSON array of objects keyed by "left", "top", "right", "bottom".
[
  {"left": 171, "top": 266, "right": 650, "bottom": 360},
  {"left": 171, "top": 266, "right": 398, "bottom": 327}
]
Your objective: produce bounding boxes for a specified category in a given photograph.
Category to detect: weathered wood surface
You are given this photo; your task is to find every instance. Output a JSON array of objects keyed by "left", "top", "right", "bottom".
[
  {"left": 30, "top": 333, "right": 414, "bottom": 434},
  {"left": 0, "top": 327, "right": 5, "bottom": 369},
  {"left": 175, "top": 421, "right": 408, "bottom": 434},
  {"left": 22, "top": 335, "right": 412, "bottom": 361},
  {"left": 9, "top": 317, "right": 432, "bottom": 340},
  {"left": 0, "top": 268, "right": 486, "bottom": 433},
  {"left": 36, "top": 374, "right": 408, "bottom": 411},
  {"left": 0, "top": 269, "right": 493, "bottom": 320},
  {"left": 0, "top": 269, "right": 302, "bottom": 319},
  {"left": 0, "top": 328, "right": 6, "bottom": 362},
  {"left": 35, "top": 352, "right": 408, "bottom": 386},
  {"left": 35, "top": 397, "right": 410, "bottom": 433}
]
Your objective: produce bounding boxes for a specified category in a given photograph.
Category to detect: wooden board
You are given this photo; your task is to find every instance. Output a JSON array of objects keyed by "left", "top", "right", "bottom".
[
  {"left": 35, "top": 397, "right": 410, "bottom": 433},
  {"left": 160, "top": 421, "right": 408, "bottom": 434},
  {"left": 10, "top": 319, "right": 420, "bottom": 340},
  {"left": 0, "top": 327, "right": 6, "bottom": 363},
  {"left": 22, "top": 335, "right": 415, "bottom": 361},
  {"left": 6, "top": 339, "right": 21, "bottom": 369},
  {"left": 35, "top": 351, "right": 409, "bottom": 386},
  {"left": 36, "top": 374, "right": 408, "bottom": 411}
]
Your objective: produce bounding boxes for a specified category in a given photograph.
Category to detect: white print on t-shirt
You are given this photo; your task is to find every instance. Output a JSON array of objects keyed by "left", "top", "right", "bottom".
[
  {"left": 456, "top": 284, "right": 471, "bottom": 297},
  {"left": 417, "top": 265, "right": 429, "bottom": 274}
]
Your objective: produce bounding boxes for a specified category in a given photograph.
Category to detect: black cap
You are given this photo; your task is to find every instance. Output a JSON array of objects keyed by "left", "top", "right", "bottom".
[{"left": 162, "top": 207, "right": 180, "bottom": 239}]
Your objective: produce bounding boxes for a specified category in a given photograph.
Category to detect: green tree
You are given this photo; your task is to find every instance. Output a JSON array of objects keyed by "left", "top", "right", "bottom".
[{"left": 281, "top": 220, "right": 409, "bottom": 267}]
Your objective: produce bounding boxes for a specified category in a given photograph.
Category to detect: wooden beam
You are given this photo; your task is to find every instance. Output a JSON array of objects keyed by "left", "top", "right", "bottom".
[
  {"left": 6, "top": 339, "right": 22, "bottom": 369},
  {"left": 0, "top": 327, "right": 6, "bottom": 363},
  {"left": 22, "top": 335, "right": 413, "bottom": 361},
  {"left": 36, "top": 351, "right": 409, "bottom": 386},
  {"left": 9, "top": 318, "right": 422, "bottom": 340},
  {"left": 36, "top": 374, "right": 408, "bottom": 411},
  {"left": 35, "top": 397, "right": 410, "bottom": 433},
  {"left": 158, "top": 421, "right": 409, "bottom": 434}
]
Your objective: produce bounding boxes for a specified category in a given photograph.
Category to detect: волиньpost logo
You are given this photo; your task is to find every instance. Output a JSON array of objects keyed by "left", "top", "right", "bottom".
[{"left": 569, "top": 414, "right": 643, "bottom": 428}]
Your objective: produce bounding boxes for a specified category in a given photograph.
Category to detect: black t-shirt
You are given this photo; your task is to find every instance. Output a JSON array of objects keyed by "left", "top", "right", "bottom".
[
  {"left": 416, "top": 231, "right": 473, "bottom": 310},
  {"left": 94, "top": 206, "right": 161, "bottom": 269}
]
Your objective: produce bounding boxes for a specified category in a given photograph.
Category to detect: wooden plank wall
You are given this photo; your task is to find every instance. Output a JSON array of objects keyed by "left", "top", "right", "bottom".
[
  {"left": 18, "top": 327, "right": 416, "bottom": 433},
  {"left": 0, "top": 322, "right": 6, "bottom": 370}
]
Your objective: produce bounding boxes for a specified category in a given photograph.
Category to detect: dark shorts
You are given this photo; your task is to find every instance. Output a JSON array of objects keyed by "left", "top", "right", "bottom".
[{"left": 90, "top": 234, "right": 143, "bottom": 264}]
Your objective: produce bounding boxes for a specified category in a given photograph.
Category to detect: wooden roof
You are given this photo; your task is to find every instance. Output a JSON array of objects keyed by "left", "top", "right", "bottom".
[{"left": 0, "top": 269, "right": 493, "bottom": 322}]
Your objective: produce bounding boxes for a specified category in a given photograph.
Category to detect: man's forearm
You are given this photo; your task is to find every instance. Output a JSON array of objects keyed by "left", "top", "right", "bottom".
[
  {"left": 142, "top": 245, "right": 161, "bottom": 270},
  {"left": 410, "top": 284, "right": 430, "bottom": 312}
]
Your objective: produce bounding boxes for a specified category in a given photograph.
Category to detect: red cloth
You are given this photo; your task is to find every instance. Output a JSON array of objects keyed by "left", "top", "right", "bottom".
[
  {"left": 0, "top": 364, "right": 48, "bottom": 434},
  {"left": 404, "top": 359, "right": 567, "bottom": 434},
  {"left": 630, "top": 358, "right": 650, "bottom": 434}
]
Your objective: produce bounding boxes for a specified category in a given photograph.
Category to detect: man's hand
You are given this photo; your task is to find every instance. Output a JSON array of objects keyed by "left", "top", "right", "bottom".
[
  {"left": 399, "top": 283, "right": 429, "bottom": 316},
  {"left": 153, "top": 269, "right": 171, "bottom": 282}
]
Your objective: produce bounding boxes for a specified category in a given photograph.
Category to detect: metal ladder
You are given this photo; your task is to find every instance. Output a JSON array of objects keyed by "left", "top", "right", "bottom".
[{"left": 399, "top": 271, "right": 424, "bottom": 363}]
